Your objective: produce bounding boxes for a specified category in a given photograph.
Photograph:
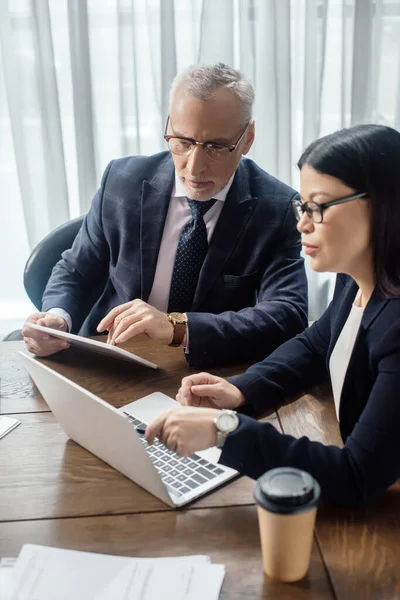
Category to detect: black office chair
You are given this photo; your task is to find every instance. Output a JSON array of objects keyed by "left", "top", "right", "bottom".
[{"left": 3, "top": 216, "right": 84, "bottom": 341}]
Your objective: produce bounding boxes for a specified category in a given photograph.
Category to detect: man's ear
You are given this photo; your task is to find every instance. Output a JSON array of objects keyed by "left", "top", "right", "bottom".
[{"left": 242, "top": 121, "right": 255, "bottom": 155}]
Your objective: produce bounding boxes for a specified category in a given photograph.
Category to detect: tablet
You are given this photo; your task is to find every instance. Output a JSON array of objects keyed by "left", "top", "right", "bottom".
[{"left": 24, "top": 322, "right": 157, "bottom": 369}]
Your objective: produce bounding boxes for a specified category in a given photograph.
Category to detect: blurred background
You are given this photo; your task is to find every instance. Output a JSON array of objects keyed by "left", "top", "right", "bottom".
[{"left": 1, "top": 0, "right": 400, "bottom": 337}]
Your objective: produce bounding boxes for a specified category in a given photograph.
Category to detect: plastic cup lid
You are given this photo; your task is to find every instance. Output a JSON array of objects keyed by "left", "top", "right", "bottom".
[{"left": 254, "top": 467, "right": 320, "bottom": 514}]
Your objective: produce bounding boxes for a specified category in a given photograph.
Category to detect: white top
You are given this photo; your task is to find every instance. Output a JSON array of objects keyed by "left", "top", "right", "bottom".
[
  {"left": 329, "top": 290, "right": 364, "bottom": 421},
  {"left": 49, "top": 171, "right": 235, "bottom": 329}
]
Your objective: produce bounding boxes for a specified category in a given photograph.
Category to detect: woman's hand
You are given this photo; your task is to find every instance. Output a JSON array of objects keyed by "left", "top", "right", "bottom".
[
  {"left": 145, "top": 406, "right": 220, "bottom": 457},
  {"left": 176, "top": 372, "right": 246, "bottom": 409}
]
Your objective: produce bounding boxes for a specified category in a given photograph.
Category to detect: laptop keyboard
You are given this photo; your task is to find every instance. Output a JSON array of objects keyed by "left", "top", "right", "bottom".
[{"left": 124, "top": 413, "right": 225, "bottom": 498}]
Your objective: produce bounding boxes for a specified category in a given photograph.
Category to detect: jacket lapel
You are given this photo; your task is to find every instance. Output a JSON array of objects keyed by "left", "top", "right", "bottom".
[
  {"left": 361, "top": 287, "right": 389, "bottom": 330},
  {"left": 328, "top": 279, "right": 389, "bottom": 359},
  {"left": 330, "top": 281, "right": 389, "bottom": 429},
  {"left": 191, "top": 162, "right": 257, "bottom": 310},
  {"left": 140, "top": 157, "right": 175, "bottom": 301}
]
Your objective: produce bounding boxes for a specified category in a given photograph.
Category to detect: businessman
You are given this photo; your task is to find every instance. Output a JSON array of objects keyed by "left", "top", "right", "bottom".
[{"left": 23, "top": 63, "right": 308, "bottom": 368}]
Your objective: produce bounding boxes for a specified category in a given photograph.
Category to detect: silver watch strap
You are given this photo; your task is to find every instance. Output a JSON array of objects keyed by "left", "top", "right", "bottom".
[{"left": 216, "top": 431, "right": 228, "bottom": 449}]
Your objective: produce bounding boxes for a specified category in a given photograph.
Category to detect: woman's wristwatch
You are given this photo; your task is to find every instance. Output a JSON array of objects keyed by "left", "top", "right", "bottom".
[{"left": 214, "top": 409, "right": 240, "bottom": 449}]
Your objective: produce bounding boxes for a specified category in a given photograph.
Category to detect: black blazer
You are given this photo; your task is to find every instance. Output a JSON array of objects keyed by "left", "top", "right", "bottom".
[
  {"left": 42, "top": 152, "right": 308, "bottom": 368},
  {"left": 220, "top": 274, "right": 400, "bottom": 507}
]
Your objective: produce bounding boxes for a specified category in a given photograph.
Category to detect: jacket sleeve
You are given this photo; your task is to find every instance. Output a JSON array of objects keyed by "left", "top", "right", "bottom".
[
  {"left": 225, "top": 274, "right": 349, "bottom": 417},
  {"left": 185, "top": 197, "right": 308, "bottom": 368},
  {"left": 219, "top": 308, "right": 400, "bottom": 508},
  {"left": 42, "top": 162, "right": 113, "bottom": 332}
]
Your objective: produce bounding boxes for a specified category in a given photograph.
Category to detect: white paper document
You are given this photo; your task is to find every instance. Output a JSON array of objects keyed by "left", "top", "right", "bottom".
[
  {"left": 0, "top": 558, "right": 17, "bottom": 600},
  {"left": 98, "top": 561, "right": 225, "bottom": 600},
  {"left": 0, "top": 416, "right": 21, "bottom": 440},
  {"left": 8, "top": 545, "right": 225, "bottom": 600}
]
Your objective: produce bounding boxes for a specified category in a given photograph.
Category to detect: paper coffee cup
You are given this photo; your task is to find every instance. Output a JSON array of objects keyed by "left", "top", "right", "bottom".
[{"left": 254, "top": 467, "right": 320, "bottom": 582}]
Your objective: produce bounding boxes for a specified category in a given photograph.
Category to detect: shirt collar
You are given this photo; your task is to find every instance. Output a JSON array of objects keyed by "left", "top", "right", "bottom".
[{"left": 172, "top": 172, "right": 235, "bottom": 202}]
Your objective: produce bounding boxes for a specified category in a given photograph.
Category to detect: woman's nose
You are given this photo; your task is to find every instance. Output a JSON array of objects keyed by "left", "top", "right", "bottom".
[{"left": 296, "top": 211, "right": 314, "bottom": 234}]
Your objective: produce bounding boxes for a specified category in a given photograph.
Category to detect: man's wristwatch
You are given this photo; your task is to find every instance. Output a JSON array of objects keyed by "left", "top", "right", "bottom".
[
  {"left": 167, "top": 312, "right": 188, "bottom": 347},
  {"left": 214, "top": 409, "right": 240, "bottom": 449}
]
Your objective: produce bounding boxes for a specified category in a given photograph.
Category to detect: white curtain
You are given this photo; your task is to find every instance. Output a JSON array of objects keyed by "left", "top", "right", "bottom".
[{"left": 1, "top": 0, "right": 400, "bottom": 328}]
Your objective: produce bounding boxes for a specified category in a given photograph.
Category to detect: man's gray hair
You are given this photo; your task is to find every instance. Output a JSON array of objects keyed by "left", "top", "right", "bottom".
[{"left": 169, "top": 62, "right": 254, "bottom": 124}]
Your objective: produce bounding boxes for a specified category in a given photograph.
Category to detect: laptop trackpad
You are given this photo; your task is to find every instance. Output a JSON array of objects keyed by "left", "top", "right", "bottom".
[
  {"left": 122, "top": 392, "right": 178, "bottom": 422},
  {"left": 120, "top": 392, "right": 221, "bottom": 464}
]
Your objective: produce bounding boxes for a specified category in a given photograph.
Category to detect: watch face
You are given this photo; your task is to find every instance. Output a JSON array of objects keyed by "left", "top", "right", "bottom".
[
  {"left": 168, "top": 312, "right": 187, "bottom": 324},
  {"left": 217, "top": 411, "right": 239, "bottom": 434}
]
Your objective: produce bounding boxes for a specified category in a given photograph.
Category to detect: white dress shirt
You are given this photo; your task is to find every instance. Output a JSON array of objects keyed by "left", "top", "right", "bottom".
[
  {"left": 49, "top": 172, "right": 234, "bottom": 330},
  {"left": 48, "top": 307, "right": 73, "bottom": 333},
  {"left": 329, "top": 290, "right": 364, "bottom": 421}
]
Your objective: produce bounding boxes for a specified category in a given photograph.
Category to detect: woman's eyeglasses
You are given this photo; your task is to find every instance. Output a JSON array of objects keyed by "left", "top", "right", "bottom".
[{"left": 292, "top": 192, "right": 367, "bottom": 224}]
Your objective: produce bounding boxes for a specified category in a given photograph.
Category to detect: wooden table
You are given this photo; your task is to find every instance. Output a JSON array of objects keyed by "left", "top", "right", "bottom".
[{"left": 0, "top": 337, "right": 399, "bottom": 599}]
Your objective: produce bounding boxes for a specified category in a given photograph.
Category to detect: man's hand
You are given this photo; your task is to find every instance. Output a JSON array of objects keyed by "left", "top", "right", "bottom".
[
  {"left": 145, "top": 406, "right": 220, "bottom": 457},
  {"left": 176, "top": 372, "right": 246, "bottom": 409},
  {"left": 97, "top": 299, "right": 174, "bottom": 345},
  {"left": 22, "top": 313, "right": 69, "bottom": 357}
]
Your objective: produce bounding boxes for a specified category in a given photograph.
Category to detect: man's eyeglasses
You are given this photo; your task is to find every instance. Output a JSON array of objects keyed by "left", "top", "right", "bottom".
[
  {"left": 164, "top": 117, "right": 250, "bottom": 162},
  {"left": 292, "top": 192, "right": 367, "bottom": 224}
]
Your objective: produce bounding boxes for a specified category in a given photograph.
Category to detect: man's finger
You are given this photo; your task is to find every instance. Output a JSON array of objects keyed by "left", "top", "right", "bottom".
[
  {"left": 107, "top": 322, "right": 118, "bottom": 344},
  {"left": 109, "top": 313, "right": 143, "bottom": 344},
  {"left": 21, "top": 325, "right": 51, "bottom": 340},
  {"left": 97, "top": 300, "right": 141, "bottom": 332},
  {"left": 97, "top": 308, "right": 120, "bottom": 332},
  {"left": 37, "top": 315, "right": 66, "bottom": 330},
  {"left": 97, "top": 303, "right": 129, "bottom": 332},
  {"left": 24, "top": 337, "right": 69, "bottom": 356},
  {"left": 114, "top": 318, "right": 147, "bottom": 344}
]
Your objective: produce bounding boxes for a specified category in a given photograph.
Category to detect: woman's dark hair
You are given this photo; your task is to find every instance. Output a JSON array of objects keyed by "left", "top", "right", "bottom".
[{"left": 298, "top": 124, "right": 400, "bottom": 297}]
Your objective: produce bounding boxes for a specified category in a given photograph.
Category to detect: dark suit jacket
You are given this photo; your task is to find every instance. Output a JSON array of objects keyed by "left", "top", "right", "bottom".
[
  {"left": 220, "top": 274, "right": 400, "bottom": 507},
  {"left": 42, "top": 152, "right": 308, "bottom": 367}
]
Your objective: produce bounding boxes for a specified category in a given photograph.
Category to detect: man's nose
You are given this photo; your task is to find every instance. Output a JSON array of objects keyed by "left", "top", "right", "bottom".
[{"left": 186, "top": 145, "right": 208, "bottom": 175}]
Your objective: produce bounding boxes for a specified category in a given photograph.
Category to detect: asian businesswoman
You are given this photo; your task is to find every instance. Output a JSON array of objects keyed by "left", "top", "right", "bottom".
[{"left": 145, "top": 124, "right": 400, "bottom": 509}]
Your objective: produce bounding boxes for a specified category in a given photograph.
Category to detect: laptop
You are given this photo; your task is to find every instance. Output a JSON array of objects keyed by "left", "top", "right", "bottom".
[
  {"left": 24, "top": 323, "right": 157, "bottom": 369},
  {"left": 19, "top": 352, "right": 238, "bottom": 508}
]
